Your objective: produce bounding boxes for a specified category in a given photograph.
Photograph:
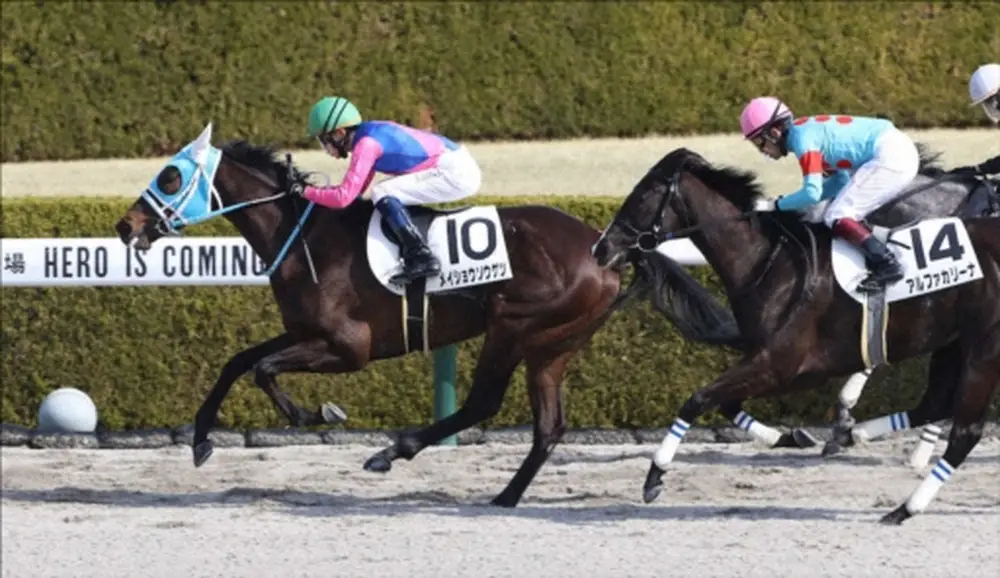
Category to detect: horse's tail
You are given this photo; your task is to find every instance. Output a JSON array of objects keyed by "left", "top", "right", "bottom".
[{"left": 633, "top": 251, "right": 748, "bottom": 352}]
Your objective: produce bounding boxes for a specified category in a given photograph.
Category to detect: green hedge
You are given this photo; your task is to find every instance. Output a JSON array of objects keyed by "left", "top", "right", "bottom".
[
  {"left": 3, "top": 2, "right": 996, "bottom": 161},
  {"left": 4, "top": 196, "right": 983, "bottom": 432}
]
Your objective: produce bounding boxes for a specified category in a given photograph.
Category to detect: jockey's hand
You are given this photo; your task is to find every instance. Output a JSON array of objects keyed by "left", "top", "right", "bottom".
[
  {"left": 288, "top": 182, "right": 307, "bottom": 197},
  {"left": 754, "top": 196, "right": 783, "bottom": 212}
]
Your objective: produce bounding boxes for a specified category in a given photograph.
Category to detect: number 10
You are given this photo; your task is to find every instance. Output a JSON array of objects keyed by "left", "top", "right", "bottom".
[{"left": 446, "top": 218, "right": 498, "bottom": 265}]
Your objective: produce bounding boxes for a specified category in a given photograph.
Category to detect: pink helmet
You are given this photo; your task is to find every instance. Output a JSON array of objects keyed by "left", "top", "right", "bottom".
[{"left": 740, "top": 97, "right": 793, "bottom": 139}]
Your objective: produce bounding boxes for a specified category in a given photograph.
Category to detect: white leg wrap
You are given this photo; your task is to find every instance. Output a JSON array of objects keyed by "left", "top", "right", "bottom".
[
  {"left": 905, "top": 458, "right": 955, "bottom": 514},
  {"left": 653, "top": 418, "right": 690, "bottom": 470},
  {"left": 733, "top": 411, "right": 782, "bottom": 447},
  {"left": 852, "top": 411, "right": 910, "bottom": 443},
  {"left": 838, "top": 369, "right": 873, "bottom": 409},
  {"left": 908, "top": 424, "right": 943, "bottom": 469}
]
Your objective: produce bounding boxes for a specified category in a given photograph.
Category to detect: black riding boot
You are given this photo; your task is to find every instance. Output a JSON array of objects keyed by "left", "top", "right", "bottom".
[
  {"left": 833, "top": 217, "right": 904, "bottom": 294},
  {"left": 857, "top": 236, "right": 904, "bottom": 293},
  {"left": 375, "top": 196, "right": 441, "bottom": 285}
]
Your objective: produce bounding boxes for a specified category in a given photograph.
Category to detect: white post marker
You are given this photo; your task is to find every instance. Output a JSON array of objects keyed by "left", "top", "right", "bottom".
[{"left": 38, "top": 387, "right": 98, "bottom": 433}]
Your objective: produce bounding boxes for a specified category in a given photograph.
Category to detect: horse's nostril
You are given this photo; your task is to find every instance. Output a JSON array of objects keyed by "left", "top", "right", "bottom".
[{"left": 115, "top": 220, "right": 134, "bottom": 244}]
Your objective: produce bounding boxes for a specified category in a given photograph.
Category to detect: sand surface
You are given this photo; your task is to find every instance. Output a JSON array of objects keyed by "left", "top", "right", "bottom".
[
  {"left": 3, "top": 437, "right": 998, "bottom": 578},
  {"left": 3, "top": 130, "right": 997, "bottom": 199}
]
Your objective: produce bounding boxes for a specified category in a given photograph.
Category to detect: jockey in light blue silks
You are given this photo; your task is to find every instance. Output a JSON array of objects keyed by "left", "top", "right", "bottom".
[
  {"left": 294, "top": 96, "right": 483, "bottom": 285},
  {"left": 739, "top": 97, "right": 920, "bottom": 293}
]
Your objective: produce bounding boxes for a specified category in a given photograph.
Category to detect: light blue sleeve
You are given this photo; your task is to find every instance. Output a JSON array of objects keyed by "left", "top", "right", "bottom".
[
  {"left": 821, "top": 171, "right": 850, "bottom": 201},
  {"left": 775, "top": 128, "right": 826, "bottom": 211}
]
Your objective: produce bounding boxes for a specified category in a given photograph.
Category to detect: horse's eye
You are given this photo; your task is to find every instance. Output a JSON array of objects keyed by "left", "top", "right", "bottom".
[{"left": 156, "top": 165, "right": 183, "bottom": 195}]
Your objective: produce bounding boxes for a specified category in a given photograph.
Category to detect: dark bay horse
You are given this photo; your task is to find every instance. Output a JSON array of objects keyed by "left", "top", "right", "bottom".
[
  {"left": 112, "top": 126, "right": 748, "bottom": 507},
  {"left": 592, "top": 148, "right": 1000, "bottom": 525}
]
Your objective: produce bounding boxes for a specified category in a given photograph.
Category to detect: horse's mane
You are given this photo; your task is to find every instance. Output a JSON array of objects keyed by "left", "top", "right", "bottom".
[
  {"left": 645, "top": 148, "right": 813, "bottom": 246},
  {"left": 915, "top": 142, "right": 945, "bottom": 177},
  {"left": 221, "top": 140, "right": 305, "bottom": 190},
  {"left": 220, "top": 139, "right": 376, "bottom": 215}
]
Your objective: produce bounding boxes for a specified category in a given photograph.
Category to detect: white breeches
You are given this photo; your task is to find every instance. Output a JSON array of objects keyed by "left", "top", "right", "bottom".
[
  {"left": 369, "top": 146, "right": 482, "bottom": 206},
  {"left": 822, "top": 128, "right": 920, "bottom": 228}
]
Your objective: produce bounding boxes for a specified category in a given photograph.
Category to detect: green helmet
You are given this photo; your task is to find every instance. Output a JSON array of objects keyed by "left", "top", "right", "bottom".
[{"left": 307, "top": 96, "right": 362, "bottom": 138}]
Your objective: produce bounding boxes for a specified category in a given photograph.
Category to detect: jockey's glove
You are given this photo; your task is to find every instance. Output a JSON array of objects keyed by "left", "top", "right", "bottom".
[
  {"left": 288, "top": 182, "right": 306, "bottom": 197},
  {"left": 754, "top": 197, "right": 783, "bottom": 212}
]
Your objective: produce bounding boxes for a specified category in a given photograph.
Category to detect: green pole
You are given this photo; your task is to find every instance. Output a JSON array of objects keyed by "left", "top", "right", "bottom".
[{"left": 432, "top": 344, "right": 459, "bottom": 446}]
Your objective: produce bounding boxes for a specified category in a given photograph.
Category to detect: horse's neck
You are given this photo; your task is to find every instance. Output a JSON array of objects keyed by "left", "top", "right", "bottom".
[
  {"left": 684, "top": 193, "right": 777, "bottom": 297},
  {"left": 215, "top": 161, "right": 326, "bottom": 277}
]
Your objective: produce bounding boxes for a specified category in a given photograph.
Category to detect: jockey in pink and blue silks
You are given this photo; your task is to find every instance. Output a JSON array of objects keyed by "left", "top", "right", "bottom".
[
  {"left": 739, "top": 96, "right": 921, "bottom": 293},
  {"left": 295, "top": 96, "right": 482, "bottom": 285}
]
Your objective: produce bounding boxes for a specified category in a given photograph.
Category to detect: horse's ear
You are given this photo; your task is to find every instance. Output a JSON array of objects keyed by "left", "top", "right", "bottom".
[{"left": 187, "top": 122, "right": 214, "bottom": 163}]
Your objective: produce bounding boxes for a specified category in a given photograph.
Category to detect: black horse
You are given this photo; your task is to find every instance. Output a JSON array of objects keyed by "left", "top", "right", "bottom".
[
  {"left": 618, "top": 145, "right": 998, "bottom": 460},
  {"left": 592, "top": 148, "right": 1000, "bottom": 525}
]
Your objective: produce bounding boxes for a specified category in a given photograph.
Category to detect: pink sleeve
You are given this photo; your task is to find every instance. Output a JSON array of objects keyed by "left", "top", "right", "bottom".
[{"left": 303, "top": 136, "right": 383, "bottom": 209}]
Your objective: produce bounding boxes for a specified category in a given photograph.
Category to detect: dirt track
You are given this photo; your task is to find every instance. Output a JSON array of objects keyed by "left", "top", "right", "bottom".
[
  {"left": 3, "top": 437, "right": 998, "bottom": 578},
  {"left": 3, "top": 130, "right": 996, "bottom": 199}
]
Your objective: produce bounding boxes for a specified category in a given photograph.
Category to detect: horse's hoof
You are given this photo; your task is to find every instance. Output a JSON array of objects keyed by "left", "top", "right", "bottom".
[
  {"left": 489, "top": 495, "right": 518, "bottom": 508},
  {"left": 878, "top": 505, "right": 911, "bottom": 526},
  {"left": 321, "top": 402, "right": 348, "bottom": 424},
  {"left": 643, "top": 483, "right": 664, "bottom": 504},
  {"left": 642, "top": 463, "right": 665, "bottom": 504},
  {"left": 775, "top": 429, "right": 819, "bottom": 448},
  {"left": 363, "top": 453, "right": 392, "bottom": 473},
  {"left": 790, "top": 428, "right": 819, "bottom": 449},
  {"left": 821, "top": 440, "right": 845, "bottom": 457},
  {"left": 192, "top": 440, "right": 214, "bottom": 467}
]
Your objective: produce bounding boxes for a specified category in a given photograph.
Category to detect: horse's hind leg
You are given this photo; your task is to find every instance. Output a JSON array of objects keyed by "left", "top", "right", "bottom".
[
  {"left": 827, "top": 341, "right": 962, "bottom": 463},
  {"left": 830, "top": 368, "right": 875, "bottom": 442},
  {"left": 717, "top": 400, "right": 819, "bottom": 449},
  {"left": 880, "top": 332, "right": 999, "bottom": 525},
  {"left": 490, "top": 349, "right": 573, "bottom": 508},
  {"left": 362, "top": 330, "right": 523, "bottom": 474}
]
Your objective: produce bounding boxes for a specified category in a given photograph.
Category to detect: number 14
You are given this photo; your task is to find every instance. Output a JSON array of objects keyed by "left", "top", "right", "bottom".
[{"left": 909, "top": 222, "right": 966, "bottom": 270}]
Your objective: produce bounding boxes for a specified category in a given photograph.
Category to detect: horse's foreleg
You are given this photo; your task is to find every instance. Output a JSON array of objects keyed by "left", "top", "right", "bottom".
[
  {"left": 642, "top": 356, "right": 779, "bottom": 504},
  {"left": 717, "top": 401, "right": 819, "bottom": 449},
  {"left": 252, "top": 337, "right": 356, "bottom": 428},
  {"left": 194, "top": 335, "right": 364, "bottom": 468},
  {"left": 192, "top": 333, "right": 299, "bottom": 467},
  {"left": 490, "top": 350, "right": 573, "bottom": 508},
  {"left": 362, "top": 330, "right": 523, "bottom": 475}
]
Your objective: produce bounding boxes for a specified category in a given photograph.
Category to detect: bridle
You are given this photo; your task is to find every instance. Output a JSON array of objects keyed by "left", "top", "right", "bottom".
[
  {"left": 619, "top": 160, "right": 759, "bottom": 254},
  {"left": 613, "top": 159, "right": 817, "bottom": 304},
  {"left": 144, "top": 152, "right": 323, "bottom": 284}
]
